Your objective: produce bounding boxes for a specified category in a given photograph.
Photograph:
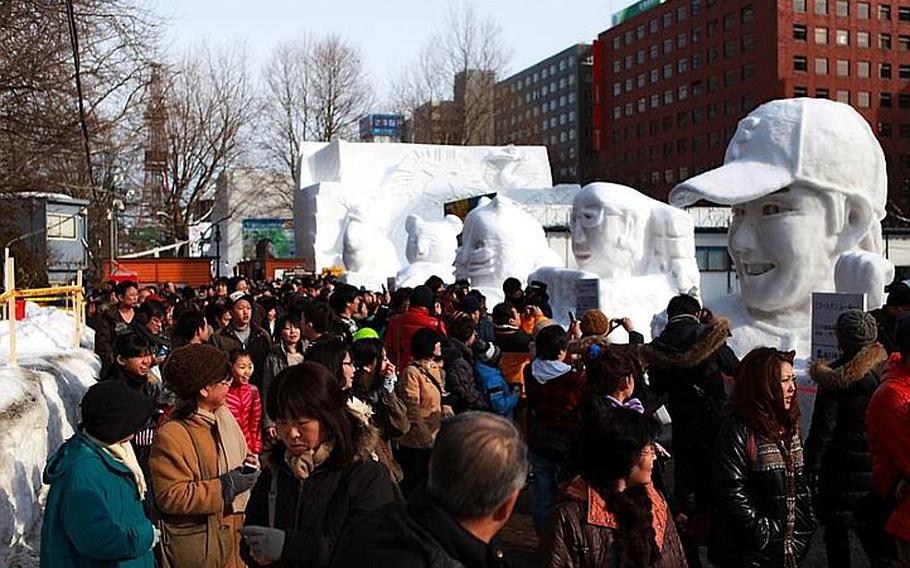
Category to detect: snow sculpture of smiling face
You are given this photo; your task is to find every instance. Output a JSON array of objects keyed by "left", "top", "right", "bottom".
[
  {"left": 455, "top": 196, "right": 556, "bottom": 289},
  {"left": 405, "top": 214, "right": 463, "bottom": 266},
  {"left": 671, "top": 97, "right": 891, "bottom": 327}
]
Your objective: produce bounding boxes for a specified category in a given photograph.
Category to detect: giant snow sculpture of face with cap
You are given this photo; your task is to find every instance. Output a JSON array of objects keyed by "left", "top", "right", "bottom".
[
  {"left": 671, "top": 98, "right": 892, "bottom": 323},
  {"left": 455, "top": 196, "right": 558, "bottom": 289}
]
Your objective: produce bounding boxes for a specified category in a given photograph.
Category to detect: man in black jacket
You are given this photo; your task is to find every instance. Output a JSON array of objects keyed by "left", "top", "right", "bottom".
[
  {"left": 330, "top": 412, "right": 528, "bottom": 567},
  {"left": 648, "top": 293, "right": 739, "bottom": 567}
]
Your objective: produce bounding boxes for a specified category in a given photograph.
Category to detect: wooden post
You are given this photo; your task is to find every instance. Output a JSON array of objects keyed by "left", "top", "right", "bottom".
[
  {"left": 74, "top": 270, "right": 83, "bottom": 349},
  {"left": 6, "top": 256, "right": 16, "bottom": 367}
]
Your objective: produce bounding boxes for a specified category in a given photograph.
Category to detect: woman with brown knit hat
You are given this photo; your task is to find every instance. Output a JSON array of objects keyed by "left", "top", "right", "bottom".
[{"left": 149, "top": 343, "right": 260, "bottom": 568}]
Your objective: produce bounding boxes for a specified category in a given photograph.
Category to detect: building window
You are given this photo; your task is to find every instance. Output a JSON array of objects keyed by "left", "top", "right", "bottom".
[
  {"left": 693, "top": 53, "right": 703, "bottom": 69},
  {"left": 637, "top": 73, "right": 646, "bottom": 87},
  {"left": 816, "top": 87, "right": 830, "bottom": 98},
  {"left": 901, "top": 124, "right": 910, "bottom": 138},
  {"left": 880, "top": 123, "right": 892, "bottom": 137},
  {"left": 900, "top": 35, "right": 910, "bottom": 51},
  {"left": 637, "top": 49, "right": 646, "bottom": 64},
  {"left": 650, "top": 18, "right": 658, "bottom": 33},
  {"left": 858, "top": 91, "right": 871, "bottom": 108},
  {"left": 881, "top": 33, "right": 892, "bottom": 50},
  {"left": 742, "top": 4, "right": 754, "bottom": 23},
  {"left": 794, "top": 24, "right": 808, "bottom": 41},
  {"left": 663, "top": 38, "right": 673, "bottom": 54},
  {"left": 650, "top": 94, "right": 660, "bottom": 108},
  {"left": 882, "top": 92, "right": 893, "bottom": 107},
  {"left": 696, "top": 247, "right": 731, "bottom": 272},
  {"left": 724, "top": 39, "right": 738, "bottom": 57},
  {"left": 636, "top": 24, "right": 645, "bottom": 40},
  {"left": 742, "top": 63, "right": 755, "bottom": 80},
  {"left": 837, "top": 90, "right": 850, "bottom": 103},
  {"left": 901, "top": 94, "right": 910, "bottom": 108},
  {"left": 815, "top": 27, "right": 828, "bottom": 44},
  {"left": 612, "top": 60, "right": 621, "bottom": 73},
  {"left": 708, "top": 103, "right": 718, "bottom": 118},
  {"left": 624, "top": 79, "right": 633, "bottom": 92},
  {"left": 794, "top": 0, "right": 807, "bottom": 11},
  {"left": 794, "top": 86, "right": 809, "bottom": 97},
  {"left": 723, "top": 12, "right": 736, "bottom": 30},
  {"left": 836, "top": 29, "right": 850, "bottom": 46},
  {"left": 858, "top": 61, "right": 870, "bottom": 77},
  {"left": 46, "top": 213, "right": 77, "bottom": 240},
  {"left": 901, "top": 6, "right": 910, "bottom": 20},
  {"left": 836, "top": 0, "right": 849, "bottom": 17},
  {"left": 677, "top": 5, "right": 688, "bottom": 21},
  {"left": 650, "top": 68, "right": 659, "bottom": 83},
  {"left": 815, "top": 58, "right": 829, "bottom": 75},
  {"left": 692, "top": 80, "right": 704, "bottom": 96},
  {"left": 837, "top": 59, "right": 850, "bottom": 76},
  {"left": 650, "top": 44, "right": 659, "bottom": 59},
  {"left": 678, "top": 58, "right": 688, "bottom": 74},
  {"left": 881, "top": 4, "right": 892, "bottom": 20},
  {"left": 901, "top": 64, "right": 910, "bottom": 79},
  {"left": 708, "top": 75, "right": 719, "bottom": 92},
  {"left": 663, "top": 12, "right": 673, "bottom": 28},
  {"left": 692, "top": 0, "right": 703, "bottom": 15},
  {"left": 664, "top": 89, "right": 674, "bottom": 104},
  {"left": 613, "top": 106, "right": 622, "bottom": 119},
  {"left": 858, "top": 32, "right": 870, "bottom": 48},
  {"left": 692, "top": 26, "right": 702, "bottom": 43},
  {"left": 725, "top": 69, "right": 738, "bottom": 85},
  {"left": 724, "top": 98, "right": 738, "bottom": 115},
  {"left": 678, "top": 85, "right": 689, "bottom": 100},
  {"left": 677, "top": 32, "right": 687, "bottom": 49},
  {"left": 663, "top": 63, "right": 674, "bottom": 78},
  {"left": 613, "top": 83, "right": 622, "bottom": 96},
  {"left": 815, "top": 0, "right": 828, "bottom": 15},
  {"left": 742, "top": 33, "right": 756, "bottom": 52}
]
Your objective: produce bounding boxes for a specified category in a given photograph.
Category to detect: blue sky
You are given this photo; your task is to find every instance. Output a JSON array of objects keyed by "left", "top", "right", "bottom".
[{"left": 153, "top": 0, "right": 640, "bottom": 104}]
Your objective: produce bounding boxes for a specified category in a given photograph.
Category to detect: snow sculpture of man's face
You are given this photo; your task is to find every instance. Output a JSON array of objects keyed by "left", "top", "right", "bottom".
[
  {"left": 405, "top": 214, "right": 463, "bottom": 266},
  {"left": 455, "top": 196, "right": 548, "bottom": 288},
  {"left": 670, "top": 98, "right": 887, "bottom": 321},
  {"left": 570, "top": 185, "right": 648, "bottom": 279},
  {"left": 729, "top": 184, "right": 846, "bottom": 314}
]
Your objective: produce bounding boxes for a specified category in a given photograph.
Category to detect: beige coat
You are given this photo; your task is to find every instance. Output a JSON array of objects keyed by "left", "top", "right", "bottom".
[
  {"left": 396, "top": 361, "right": 448, "bottom": 449},
  {"left": 149, "top": 407, "right": 248, "bottom": 568}
]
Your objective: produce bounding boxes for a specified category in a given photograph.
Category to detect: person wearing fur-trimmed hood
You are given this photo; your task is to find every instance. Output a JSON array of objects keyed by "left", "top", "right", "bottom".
[
  {"left": 805, "top": 309, "right": 897, "bottom": 566},
  {"left": 240, "top": 361, "right": 400, "bottom": 567}
]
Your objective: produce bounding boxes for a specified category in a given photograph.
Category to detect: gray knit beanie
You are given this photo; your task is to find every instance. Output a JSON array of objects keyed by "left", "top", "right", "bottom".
[{"left": 835, "top": 309, "right": 878, "bottom": 346}]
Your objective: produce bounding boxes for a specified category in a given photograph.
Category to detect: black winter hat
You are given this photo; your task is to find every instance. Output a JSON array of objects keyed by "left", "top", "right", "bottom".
[
  {"left": 81, "top": 381, "right": 156, "bottom": 444},
  {"left": 896, "top": 316, "right": 910, "bottom": 354},
  {"left": 410, "top": 285, "right": 435, "bottom": 310},
  {"left": 886, "top": 282, "right": 910, "bottom": 308},
  {"left": 412, "top": 327, "right": 442, "bottom": 360},
  {"left": 163, "top": 344, "right": 231, "bottom": 399}
]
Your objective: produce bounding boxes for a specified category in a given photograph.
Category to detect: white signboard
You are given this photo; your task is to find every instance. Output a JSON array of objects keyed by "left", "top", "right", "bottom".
[
  {"left": 575, "top": 278, "right": 600, "bottom": 316},
  {"left": 811, "top": 292, "right": 866, "bottom": 361}
]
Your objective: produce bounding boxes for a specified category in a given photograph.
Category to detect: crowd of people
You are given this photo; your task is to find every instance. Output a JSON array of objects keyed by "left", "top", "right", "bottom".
[{"left": 37, "top": 272, "right": 910, "bottom": 567}]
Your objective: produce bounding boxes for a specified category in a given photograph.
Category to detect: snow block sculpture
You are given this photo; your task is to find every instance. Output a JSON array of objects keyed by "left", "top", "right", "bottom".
[
  {"left": 455, "top": 196, "right": 561, "bottom": 304},
  {"left": 396, "top": 214, "right": 463, "bottom": 288},
  {"left": 531, "top": 183, "right": 700, "bottom": 341},
  {"left": 670, "top": 98, "right": 894, "bottom": 357},
  {"left": 294, "top": 141, "right": 553, "bottom": 284}
]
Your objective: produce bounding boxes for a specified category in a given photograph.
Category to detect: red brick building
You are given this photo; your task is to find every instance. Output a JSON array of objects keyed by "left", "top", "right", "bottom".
[{"left": 593, "top": 0, "right": 910, "bottom": 213}]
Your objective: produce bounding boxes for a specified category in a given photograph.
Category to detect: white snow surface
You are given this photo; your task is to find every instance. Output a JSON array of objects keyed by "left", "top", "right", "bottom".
[{"left": 0, "top": 304, "right": 98, "bottom": 566}]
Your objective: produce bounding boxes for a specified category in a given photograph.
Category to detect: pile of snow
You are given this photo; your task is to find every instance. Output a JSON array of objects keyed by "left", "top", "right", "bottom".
[
  {"left": 0, "top": 303, "right": 94, "bottom": 361},
  {"left": 0, "top": 304, "right": 98, "bottom": 566}
]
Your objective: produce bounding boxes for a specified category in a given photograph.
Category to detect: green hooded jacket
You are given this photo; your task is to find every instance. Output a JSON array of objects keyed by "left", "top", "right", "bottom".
[{"left": 40, "top": 431, "right": 155, "bottom": 567}]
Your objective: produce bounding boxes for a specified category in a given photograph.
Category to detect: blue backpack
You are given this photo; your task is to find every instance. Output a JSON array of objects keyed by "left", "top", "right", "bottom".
[{"left": 474, "top": 361, "right": 519, "bottom": 417}]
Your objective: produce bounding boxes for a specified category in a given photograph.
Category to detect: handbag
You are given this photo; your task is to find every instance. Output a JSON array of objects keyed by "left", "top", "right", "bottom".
[{"left": 155, "top": 421, "right": 233, "bottom": 568}]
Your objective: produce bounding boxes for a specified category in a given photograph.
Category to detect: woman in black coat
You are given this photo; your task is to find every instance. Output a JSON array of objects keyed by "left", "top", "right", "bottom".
[
  {"left": 240, "top": 362, "right": 400, "bottom": 567},
  {"left": 710, "top": 348, "right": 816, "bottom": 568},
  {"left": 804, "top": 309, "right": 895, "bottom": 567}
]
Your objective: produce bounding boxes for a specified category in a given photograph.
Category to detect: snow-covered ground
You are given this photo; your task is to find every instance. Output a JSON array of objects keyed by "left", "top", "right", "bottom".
[{"left": 0, "top": 304, "right": 98, "bottom": 566}]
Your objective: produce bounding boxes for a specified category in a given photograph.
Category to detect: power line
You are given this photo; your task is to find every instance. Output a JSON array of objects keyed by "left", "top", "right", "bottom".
[{"left": 64, "top": 0, "right": 98, "bottom": 203}]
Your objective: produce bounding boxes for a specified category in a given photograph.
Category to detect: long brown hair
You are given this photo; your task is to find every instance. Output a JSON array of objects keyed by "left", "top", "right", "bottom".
[{"left": 732, "top": 348, "right": 799, "bottom": 441}]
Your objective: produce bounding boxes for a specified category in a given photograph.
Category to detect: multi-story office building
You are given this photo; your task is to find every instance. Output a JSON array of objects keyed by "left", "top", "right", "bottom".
[
  {"left": 593, "top": 0, "right": 910, "bottom": 212},
  {"left": 495, "top": 44, "right": 594, "bottom": 184},
  {"left": 359, "top": 114, "right": 404, "bottom": 143}
]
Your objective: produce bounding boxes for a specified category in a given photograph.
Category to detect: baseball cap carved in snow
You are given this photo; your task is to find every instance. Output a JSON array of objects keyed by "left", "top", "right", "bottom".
[{"left": 669, "top": 98, "right": 886, "bottom": 221}]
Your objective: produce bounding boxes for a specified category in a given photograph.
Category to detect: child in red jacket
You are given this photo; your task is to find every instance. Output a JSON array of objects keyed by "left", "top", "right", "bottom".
[{"left": 226, "top": 349, "right": 262, "bottom": 454}]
